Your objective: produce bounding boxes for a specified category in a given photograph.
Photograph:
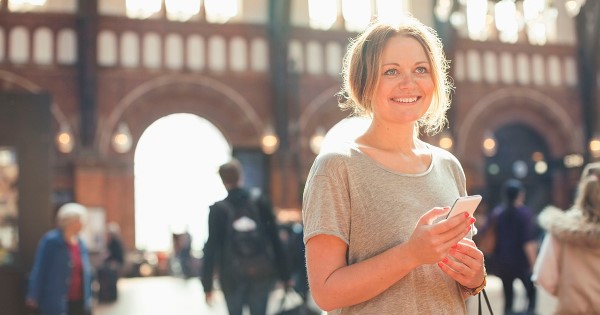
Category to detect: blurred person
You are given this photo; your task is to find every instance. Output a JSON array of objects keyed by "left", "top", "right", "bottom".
[
  {"left": 532, "top": 170, "right": 600, "bottom": 314},
  {"left": 26, "top": 203, "right": 93, "bottom": 315},
  {"left": 104, "top": 222, "right": 124, "bottom": 269},
  {"left": 302, "top": 16, "right": 485, "bottom": 314},
  {"left": 173, "top": 229, "right": 193, "bottom": 278},
  {"left": 201, "top": 158, "right": 290, "bottom": 315},
  {"left": 98, "top": 222, "right": 124, "bottom": 303},
  {"left": 489, "top": 179, "right": 537, "bottom": 315}
]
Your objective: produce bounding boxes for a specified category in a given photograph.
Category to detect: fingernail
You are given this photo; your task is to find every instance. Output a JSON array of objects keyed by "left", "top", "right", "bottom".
[
  {"left": 443, "top": 257, "right": 449, "bottom": 263},
  {"left": 451, "top": 244, "right": 458, "bottom": 249},
  {"left": 438, "top": 262, "right": 444, "bottom": 268},
  {"left": 469, "top": 218, "right": 476, "bottom": 224},
  {"left": 463, "top": 212, "right": 469, "bottom": 218}
]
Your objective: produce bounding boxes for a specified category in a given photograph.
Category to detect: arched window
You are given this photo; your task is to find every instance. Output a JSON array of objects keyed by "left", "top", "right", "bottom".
[{"left": 135, "top": 113, "right": 230, "bottom": 252}]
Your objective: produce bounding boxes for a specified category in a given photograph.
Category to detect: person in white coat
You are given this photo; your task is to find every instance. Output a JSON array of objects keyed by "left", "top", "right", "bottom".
[{"left": 532, "top": 172, "right": 600, "bottom": 314}]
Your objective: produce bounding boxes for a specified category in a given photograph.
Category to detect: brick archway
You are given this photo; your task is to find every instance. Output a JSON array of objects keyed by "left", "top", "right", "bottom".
[
  {"left": 98, "top": 75, "right": 264, "bottom": 157},
  {"left": 457, "top": 88, "right": 574, "bottom": 163}
]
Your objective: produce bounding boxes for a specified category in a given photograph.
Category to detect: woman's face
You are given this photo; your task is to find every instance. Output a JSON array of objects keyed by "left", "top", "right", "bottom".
[
  {"left": 372, "top": 35, "right": 434, "bottom": 126},
  {"left": 64, "top": 217, "right": 83, "bottom": 234}
]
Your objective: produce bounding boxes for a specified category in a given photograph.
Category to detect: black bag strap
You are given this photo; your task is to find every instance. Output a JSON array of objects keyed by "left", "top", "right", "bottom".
[
  {"left": 478, "top": 288, "right": 493, "bottom": 315},
  {"left": 218, "top": 194, "right": 261, "bottom": 220}
]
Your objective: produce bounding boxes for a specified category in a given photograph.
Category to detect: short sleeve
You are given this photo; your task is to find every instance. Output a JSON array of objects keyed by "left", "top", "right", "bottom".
[{"left": 302, "top": 153, "right": 352, "bottom": 245}]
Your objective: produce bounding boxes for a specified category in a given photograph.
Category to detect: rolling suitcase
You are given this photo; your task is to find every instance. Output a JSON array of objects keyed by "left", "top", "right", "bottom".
[{"left": 97, "top": 264, "right": 118, "bottom": 303}]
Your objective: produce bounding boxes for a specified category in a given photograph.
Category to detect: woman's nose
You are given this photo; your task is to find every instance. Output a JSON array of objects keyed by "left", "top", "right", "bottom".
[{"left": 396, "top": 72, "right": 415, "bottom": 86}]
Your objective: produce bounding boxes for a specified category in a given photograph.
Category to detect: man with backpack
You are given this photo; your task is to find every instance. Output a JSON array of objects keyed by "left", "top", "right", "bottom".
[{"left": 201, "top": 158, "right": 290, "bottom": 315}]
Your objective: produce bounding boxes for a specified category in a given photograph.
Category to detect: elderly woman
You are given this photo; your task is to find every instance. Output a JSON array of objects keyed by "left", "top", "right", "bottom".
[{"left": 26, "top": 203, "right": 93, "bottom": 315}]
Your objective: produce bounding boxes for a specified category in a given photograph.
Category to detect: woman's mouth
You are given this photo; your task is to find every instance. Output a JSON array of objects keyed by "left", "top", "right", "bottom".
[{"left": 391, "top": 96, "right": 420, "bottom": 103}]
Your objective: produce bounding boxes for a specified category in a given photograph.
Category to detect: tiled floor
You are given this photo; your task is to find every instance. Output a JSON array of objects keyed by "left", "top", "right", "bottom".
[
  {"left": 94, "top": 275, "right": 557, "bottom": 315},
  {"left": 93, "top": 276, "right": 318, "bottom": 315}
]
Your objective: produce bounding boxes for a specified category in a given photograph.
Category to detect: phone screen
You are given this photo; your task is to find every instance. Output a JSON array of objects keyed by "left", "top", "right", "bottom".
[{"left": 446, "top": 195, "right": 482, "bottom": 219}]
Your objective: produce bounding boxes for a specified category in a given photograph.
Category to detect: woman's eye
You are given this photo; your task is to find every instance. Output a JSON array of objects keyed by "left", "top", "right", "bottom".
[
  {"left": 384, "top": 69, "right": 398, "bottom": 75},
  {"left": 415, "top": 66, "right": 428, "bottom": 74}
]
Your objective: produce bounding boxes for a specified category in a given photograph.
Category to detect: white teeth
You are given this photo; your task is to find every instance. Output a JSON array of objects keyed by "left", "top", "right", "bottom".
[{"left": 392, "top": 97, "right": 418, "bottom": 103}]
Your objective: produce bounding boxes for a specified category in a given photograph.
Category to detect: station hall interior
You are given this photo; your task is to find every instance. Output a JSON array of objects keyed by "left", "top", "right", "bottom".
[{"left": 0, "top": 0, "right": 599, "bottom": 314}]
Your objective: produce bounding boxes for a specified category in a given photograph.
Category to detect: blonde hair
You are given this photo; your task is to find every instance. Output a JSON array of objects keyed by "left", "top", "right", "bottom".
[
  {"left": 339, "top": 16, "right": 453, "bottom": 135},
  {"left": 574, "top": 175, "right": 600, "bottom": 224},
  {"left": 56, "top": 203, "right": 87, "bottom": 228}
]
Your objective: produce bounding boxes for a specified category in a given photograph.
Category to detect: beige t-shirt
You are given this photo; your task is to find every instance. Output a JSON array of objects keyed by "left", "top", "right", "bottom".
[{"left": 302, "top": 143, "right": 468, "bottom": 315}]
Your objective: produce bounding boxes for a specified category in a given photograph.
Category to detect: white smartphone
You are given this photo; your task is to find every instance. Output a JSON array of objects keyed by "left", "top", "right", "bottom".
[{"left": 446, "top": 195, "right": 482, "bottom": 219}]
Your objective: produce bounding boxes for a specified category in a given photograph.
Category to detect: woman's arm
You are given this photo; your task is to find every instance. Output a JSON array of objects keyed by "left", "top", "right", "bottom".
[{"left": 306, "top": 207, "right": 474, "bottom": 311}]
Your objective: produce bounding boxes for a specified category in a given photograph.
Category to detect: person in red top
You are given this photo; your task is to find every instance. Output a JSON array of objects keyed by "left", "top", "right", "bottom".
[{"left": 26, "top": 203, "right": 93, "bottom": 315}]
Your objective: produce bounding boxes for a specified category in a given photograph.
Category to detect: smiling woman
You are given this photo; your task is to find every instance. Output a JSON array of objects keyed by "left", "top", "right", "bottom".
[{"left": 302, "top": 16, "right": 485, "bottom": 314}]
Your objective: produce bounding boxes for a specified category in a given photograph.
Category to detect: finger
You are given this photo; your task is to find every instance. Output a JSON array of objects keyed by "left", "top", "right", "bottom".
[
  {"left": 448, "top": 246, "right": 479, "bottom": 270},
  {"left": 459, "top": 237, "right": 476, "bottom": 247},
  {"left": 417, "top": 207, "right": 451, "bottom": 225},
  {"left": 437, "top": 258, "right": 468, "bottom": 284},
  {"left": 444, "top": 244, "right": 485, "bottom": 285},
  {"left": 432, "top": 212, "right": 475, "bottom": 235},
  {"left": 436, "top": 217, "right": 475, "bottom": 245}
]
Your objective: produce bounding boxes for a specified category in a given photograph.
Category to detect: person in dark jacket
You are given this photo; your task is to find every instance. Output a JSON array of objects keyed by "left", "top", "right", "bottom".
[
  {"left": 490, "top": 179, "right": 537, "bottom": 315},
  {"left": 201, "top": 158, "right": 290, "bottom": 315},
  {"left": 26, "top": 203, "right": 93, "bottom": 315},
  {"left": 104, "top": 222, "right": 125, "bottom": 268}
]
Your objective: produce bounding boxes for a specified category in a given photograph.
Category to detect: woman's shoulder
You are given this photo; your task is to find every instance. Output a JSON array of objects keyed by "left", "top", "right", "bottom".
[
  {"left": 539, "top": 205, "right": 600, "bottom": 247},
  {"left": 311, "top": 142, "right": 358, "bottom": 169},
  {"left": 38, "top": 229, "right": 65, "bottom": 249},
  {"left": 538, "top": 205, "right": 570, "bottom": 230},
  {"left": 428, "top": 144, "right": 460, "bottom": 165}
]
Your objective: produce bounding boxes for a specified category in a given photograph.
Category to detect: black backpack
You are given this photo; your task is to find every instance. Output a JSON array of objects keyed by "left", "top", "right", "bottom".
[{"left": 217, "top": 197, "right": 276, "bottom": 281}]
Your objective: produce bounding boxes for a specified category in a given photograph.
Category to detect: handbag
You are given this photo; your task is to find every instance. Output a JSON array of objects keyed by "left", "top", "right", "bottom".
[
  {"left": 275, "top": 287, "right": 306, "bottom": 315},
  {"left": 476, "top": 218, "right": 497, "bottom": 255},
  {"left": 477, "top": 289, "right": 494, "bottom": 315}
]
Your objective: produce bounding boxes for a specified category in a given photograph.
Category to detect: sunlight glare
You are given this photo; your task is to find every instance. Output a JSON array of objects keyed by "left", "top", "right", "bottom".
[
  {"left": 494, "top": 0, "right": 519, "bottom": 43},
  {"left": 320, "top": 116, "right": 372, "bottom": 154},
  {"left": 308, "top": 0, "right": 338, "bottom": 30},
  {"left": 342, "top": 0, "right": 372, "bottom": 32},
  {"left": 134, "top": 114, "right": 231, "bottom": 252},
  {"left": 466, "top": 0, "right": 489, "bottom": 41},
  {"left": 205, "top": 0, "right": 240, "bottom": 24},
  {"left": 8, "top": 0, "right": 46, "bottom": 11},
  {"left": 165, "top": 0, "right": 201, "bottom": 22},
  {"left": 126, "top": 0, "right": 162, "bottom": 19},
  {"left": 376, "top": 0, "right": 408, "bottom": 25}
]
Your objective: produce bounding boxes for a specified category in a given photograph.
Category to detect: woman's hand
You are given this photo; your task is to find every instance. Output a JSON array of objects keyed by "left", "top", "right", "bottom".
[
  {"left": 438, "top": 238, "right": 486, "bottom": 289},
  {"left": 406, "top": 207, "right": 475, "bottom": 266}
]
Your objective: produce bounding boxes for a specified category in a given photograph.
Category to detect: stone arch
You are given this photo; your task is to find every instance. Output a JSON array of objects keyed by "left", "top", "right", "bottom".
[
  {"left": 299, "top": 85, "right": 348, "bottom": 136},
  {"left": 98, "top": 74, "right": 264, "bottom": 156},
  {"left": 0, "top": 70, "right": 70, "bottom": 129},
  {"left": 457, "top": 87, "right": 575, "bottom": 160},
  {"left": 298, "top": 85, "right": 349, "bottom": 174}
]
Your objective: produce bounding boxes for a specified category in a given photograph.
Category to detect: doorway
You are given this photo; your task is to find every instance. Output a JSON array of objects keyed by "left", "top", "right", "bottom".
[
  {"left": 134, "top": 113, "right": 230, "bottom": 253},
  {"left": 484, "top": 123, "right": 552, "bottom": 215}
]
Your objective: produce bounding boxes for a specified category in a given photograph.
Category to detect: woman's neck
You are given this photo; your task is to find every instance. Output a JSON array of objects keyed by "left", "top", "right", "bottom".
[
  {"left": 63, "top": 230, "right": 77, "bottom": 245},
  {"left": 358, "top": 121, "right": 419, "bottom": 153}
]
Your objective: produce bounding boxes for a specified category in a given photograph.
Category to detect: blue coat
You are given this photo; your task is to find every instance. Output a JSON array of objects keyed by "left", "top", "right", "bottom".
[{"left": 26, "top": 229, "right": 93, "bottom": 315}]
